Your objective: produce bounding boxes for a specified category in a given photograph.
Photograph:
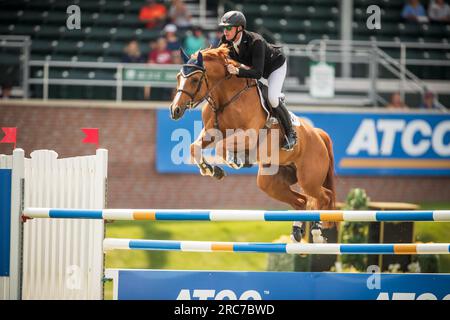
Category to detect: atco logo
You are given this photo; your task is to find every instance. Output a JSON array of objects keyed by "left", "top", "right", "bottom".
[
  {"left": 377, "top": 292, "right": 450, "bottom": 300},
  {"left": 177, "top": 289, "right": 263, "bottom": 300},
  {"left": 347, "top": 119, "right": 450, "bottom": 156}
]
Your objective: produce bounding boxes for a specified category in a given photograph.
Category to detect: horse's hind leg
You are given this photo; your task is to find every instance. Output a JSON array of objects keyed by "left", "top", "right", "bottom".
[
  {"left": 256, "top": 165, "right": 308, "bottom": 242},
  {"left": 256, "top": 165, "right": 307, "bottom": 210}
]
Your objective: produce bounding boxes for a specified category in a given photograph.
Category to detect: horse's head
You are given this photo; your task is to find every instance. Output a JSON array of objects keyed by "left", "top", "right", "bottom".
[
  {"left": 170, "top": 49, "right": 208, "bottom": 120},
  {"left": 170, "top": 46, "right": 231, "bottom": 120}
]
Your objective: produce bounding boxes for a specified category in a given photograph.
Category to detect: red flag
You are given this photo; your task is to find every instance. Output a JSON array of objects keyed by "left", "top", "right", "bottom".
[
  {"left": 0, "top": 127, "right": 17, "bottom": 149},
  {"left": 81, "top": 128, "right": 99, "bottom": 149}
]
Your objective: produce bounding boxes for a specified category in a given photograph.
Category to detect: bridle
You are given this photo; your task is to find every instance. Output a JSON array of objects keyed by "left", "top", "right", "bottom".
[
  {"left": 176, "top": 63, "right": 227, "bottom": 111},
  {"left": 175, "top": 60, "right": 256, "bottom": 129}
]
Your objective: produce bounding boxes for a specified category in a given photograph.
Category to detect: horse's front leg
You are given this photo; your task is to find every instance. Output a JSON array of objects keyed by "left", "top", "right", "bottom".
[{"left": 190, "top": 128, "right": 226, "bottom": 180}]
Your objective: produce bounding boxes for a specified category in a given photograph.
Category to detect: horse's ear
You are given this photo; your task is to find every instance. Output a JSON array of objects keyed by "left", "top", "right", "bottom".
[
  {"left": 196, "top": 51, "right": 203, "bottom": 67},
  {"left": 180, "top": 48, "right": 189, "bottom": 63}
]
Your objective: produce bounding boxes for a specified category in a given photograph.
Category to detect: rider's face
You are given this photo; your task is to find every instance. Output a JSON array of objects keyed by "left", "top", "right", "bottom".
[{"left": 223, "top": 26, "right": 239, "bottom": 41}]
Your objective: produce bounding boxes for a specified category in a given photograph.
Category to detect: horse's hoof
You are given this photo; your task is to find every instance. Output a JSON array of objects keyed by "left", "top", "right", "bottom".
[
  {"left": 311, "top": 229, "right": 327, "bottom": 244},
  {"left": 291, "top": 225, "right": 305, "bottom": 243},
  {"left": 212, "top": 166, "right": 225, "bottom": 180},
  {"left": 226, "top": 151, "right": 244, "bottom": 170},
  {"left": 311, "top": 223, "right": 327, "bottom": 243}
]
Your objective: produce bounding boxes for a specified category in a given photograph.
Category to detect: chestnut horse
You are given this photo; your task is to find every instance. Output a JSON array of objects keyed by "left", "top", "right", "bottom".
[{"left": 169, "top": 46, "right": 336, "bottom": 240}]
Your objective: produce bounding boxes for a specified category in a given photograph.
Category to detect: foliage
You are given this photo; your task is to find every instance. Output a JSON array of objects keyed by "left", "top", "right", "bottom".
[{"left": 340, "top": 188, "right": 370, "bottom": 271}]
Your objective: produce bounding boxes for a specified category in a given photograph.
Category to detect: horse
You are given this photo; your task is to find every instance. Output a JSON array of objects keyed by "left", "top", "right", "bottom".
[{"left": 169, "top": 45, "right": 336, "bottom": 241}]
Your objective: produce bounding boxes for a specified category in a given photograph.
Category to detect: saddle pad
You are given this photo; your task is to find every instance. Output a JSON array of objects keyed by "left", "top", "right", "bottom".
[{"left": 255, "top": 79, "right": 301, "bottom": 128}]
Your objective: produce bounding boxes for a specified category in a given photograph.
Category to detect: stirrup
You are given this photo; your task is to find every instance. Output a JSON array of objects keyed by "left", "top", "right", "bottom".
[{"left": 281, "top": 132, "right": 297, "bottom": 151}]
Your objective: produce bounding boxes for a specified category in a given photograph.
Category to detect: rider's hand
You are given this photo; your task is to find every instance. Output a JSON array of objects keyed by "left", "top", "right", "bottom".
[{"left": 227, "top": 64, "right": 239, "bottom": 75}]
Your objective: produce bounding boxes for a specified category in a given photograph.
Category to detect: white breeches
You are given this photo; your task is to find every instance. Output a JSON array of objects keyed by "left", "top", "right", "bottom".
[{"left": 267, "top": 60, "right": 287, "bottom": 108}]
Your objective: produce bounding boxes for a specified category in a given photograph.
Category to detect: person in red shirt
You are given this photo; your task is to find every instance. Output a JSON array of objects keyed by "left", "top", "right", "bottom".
[
  {"left": 148, "top": 37, "right": 172, "bottom": 64},
  {"left": 139, "top": 0, "right": 167, "bottom": 29}
]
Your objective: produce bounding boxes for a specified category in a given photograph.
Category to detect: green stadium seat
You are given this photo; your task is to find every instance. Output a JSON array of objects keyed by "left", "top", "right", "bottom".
[
  {"left": 283, "top": 5, "right": 308, "bottom": 19},
  {"left": 45, "top": 12, "right": 67, "bottom": 25},
  {"left": 421, "top": 24, "right": 446, "bottom": 38},
  {"left": 59, "top": 27, "right": 86, "bottom": 40},
  {"left": 136, "top": 28, "right": 162, "bottom": 42},
  {"left": 104, "top": 42, "right": 126, "bottom": 56},
  {"left": 0, "top": 11, "right": 20, "bottom": 24},
  {"left": 8, "top": 24, "right": 37, "bottom": 36},
  {"left": 398, "top": 23, "right": 420, "bottom": 36},
  {"left": 100, "top": 1, "right": 126, "bottom": 13},
  {"left": 54, "top": 40, "right": 81, "bottom": 53},
  {"left": 35, "top": 25, "right": 63, "bottom": 39},
  {"left": 0, "top": 24, "right": 13, "bottom": 34},
  {"left": 0, "top": 52, "right": 20, "bottom": 64},
  {"left": 94, "top": 13, "right": 121, "bottom": 26},
  {"left": 281, "top": 33, "right": 303, "bottom": 44},
  {"left": 77, "top": 0, "right": 106, "bottom": 12},
  {"left": 19, "top": 11, "right": 44, "bottom": 24},
  {"left": 312, "top": 0, "right": 338, "bottom": 5},
  {"left": 78, "top": 41, "right": 105, "bottom": 55},
  {"left": 102, "top": 56, "right": 121, "bottom": 63},
  {"left": 118, "top": 14, "right": 142, "bottom": 28},
  {"left": 31, "top": 39, "right": 57, "bottom": 53},
  {"left": 112, "top": 27, "right": 137, "bottom": 40},
  {"left": 125, "top": 2, "right": 146, "bottom": 13},
  {"left": 84, "top": 26, "right": 112, "bottom": 40},
  {"left": 310, "top": 7, "right": 334, "bottom": 19},
  {"left": 27, "top": 1, "right": 54, "bottom": 11}
]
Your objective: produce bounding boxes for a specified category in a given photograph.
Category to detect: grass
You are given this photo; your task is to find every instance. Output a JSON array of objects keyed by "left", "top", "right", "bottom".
[
  {"left": 414, "top": 202, "right": 450, "bottom": 273},
  {"left": 103, "top": 202, "right": 450, "bottom": 299},
  {"left": 104, "top": 220, "right": 291, "bottom": 299}
]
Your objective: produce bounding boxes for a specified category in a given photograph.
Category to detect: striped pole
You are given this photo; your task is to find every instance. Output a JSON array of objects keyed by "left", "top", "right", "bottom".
[
  {"left": 103, "top": 239, "right": 450, "bottom": 255},
  {"left": 23, "top": 208, "right": 450, "bottom": 222}
]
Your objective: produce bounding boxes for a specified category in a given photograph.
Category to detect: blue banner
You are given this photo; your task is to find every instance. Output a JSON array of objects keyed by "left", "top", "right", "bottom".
[
  {"left": 156, "top": 109, "right": 450, "bottom": 176},
  {"left": 111, "top": 270, "right": 450, "bottom": 300},
  {"left": 0, "top": 169, "right": 12, "bottom": 276}
]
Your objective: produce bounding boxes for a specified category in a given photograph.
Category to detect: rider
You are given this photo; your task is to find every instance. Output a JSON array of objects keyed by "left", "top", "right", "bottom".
[{"left": 218, "top": 11, "right": 297, "bottom": 151}]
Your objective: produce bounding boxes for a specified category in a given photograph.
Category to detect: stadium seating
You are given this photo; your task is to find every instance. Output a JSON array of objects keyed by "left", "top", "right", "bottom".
[{"left": 0, "top": 0, "right": 449, "bottom": 102}]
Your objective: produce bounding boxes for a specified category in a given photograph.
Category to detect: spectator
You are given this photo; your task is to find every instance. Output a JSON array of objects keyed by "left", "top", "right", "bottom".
[
  {"left": 184, "top": 26, "right": 208, "bottom": 56},
  {"left": 386, "top": 92, "right": 409, "bottom": 109},
  {"left": 0, "top": 64, "right": 17, "bottom": 99},
  {"left": 428, "top": 0, "right": 450, "bottom": 23},
  {"left": 402, "top": 0, "right": 429, "bottom": 23},
  {"left": 0, "top": 83, "right": 13, "bottom": 99},
  {"left": 171, "top": 51, "right": 182, "bottom": 65},
  {"left": 139, "top": 0, "right": 167, "bottom": 29},
  {"left": 169, "top": 0, "right": 192, "bottom": 31},
  {"left": 419, "top": 91, "right": 439, "bottom": 109},
  {"left": 148, "top": 37, "right": 172, "bottom": 64},
  {"left": 209, "top": 27, "right": 223, "bottom": 48},
  {"left": 164, "top": 24, "right": 181, "bottom": 52},
  {"left": 122, "top": 40, "right": 146, "bottom": 63}
]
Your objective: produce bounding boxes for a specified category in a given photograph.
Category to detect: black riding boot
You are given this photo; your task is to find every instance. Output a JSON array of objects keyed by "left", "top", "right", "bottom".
[{"left": 273, "top": 98, "right": 297, "bottom": 151}]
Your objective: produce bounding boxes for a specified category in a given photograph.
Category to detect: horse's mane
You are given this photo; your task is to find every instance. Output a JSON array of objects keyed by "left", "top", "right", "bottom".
[{"left": 192, "top": 45, "right": 240, "bottom": 67}]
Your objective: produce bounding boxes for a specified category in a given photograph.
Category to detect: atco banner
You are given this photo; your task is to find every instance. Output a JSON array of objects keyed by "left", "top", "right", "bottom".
[
  {"left": 156, "top": 109, "right": 450, "bottom": 176},
  {"left": 108, "top": 270, "right": 450, "bottom": 300}
]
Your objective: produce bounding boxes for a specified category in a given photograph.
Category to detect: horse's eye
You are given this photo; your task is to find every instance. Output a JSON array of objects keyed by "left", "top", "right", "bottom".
[{"left": 191, "top": 79, "right": 199, "bottom": 84}]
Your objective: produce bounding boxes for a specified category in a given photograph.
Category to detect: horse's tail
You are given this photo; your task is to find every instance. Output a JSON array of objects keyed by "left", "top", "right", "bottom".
[{"left": 318, "top": 129, "right": 336, "bottom": 210}]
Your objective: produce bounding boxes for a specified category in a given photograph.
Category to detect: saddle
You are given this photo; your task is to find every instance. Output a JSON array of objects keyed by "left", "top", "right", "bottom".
[{"left": 256, "top": 80, "right": 273, "bottom": 115}]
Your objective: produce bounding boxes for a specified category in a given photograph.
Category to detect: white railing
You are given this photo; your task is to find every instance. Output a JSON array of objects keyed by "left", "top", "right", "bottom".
[
  {"left": 29, "top": 61, "right": 181, "bottom": 101},
  {"left": 300, "top": 39, "right": 448, "bottom": 109},
  {"left": 0, "top": 35, "right": 31, "bottom": 98}
]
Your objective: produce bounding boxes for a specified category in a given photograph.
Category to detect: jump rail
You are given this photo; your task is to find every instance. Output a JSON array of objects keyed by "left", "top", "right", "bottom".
[
  {"left": 23, "top": 208, "right": 450, "bottom": 222},
  {"left": 103, "top": 239, "right": 450, "bottom": 255}
]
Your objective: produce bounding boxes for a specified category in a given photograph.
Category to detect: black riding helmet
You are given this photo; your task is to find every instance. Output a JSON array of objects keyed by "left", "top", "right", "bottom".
[{"left": 219, "top": 11, "right": 246, "bottom": 29}]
